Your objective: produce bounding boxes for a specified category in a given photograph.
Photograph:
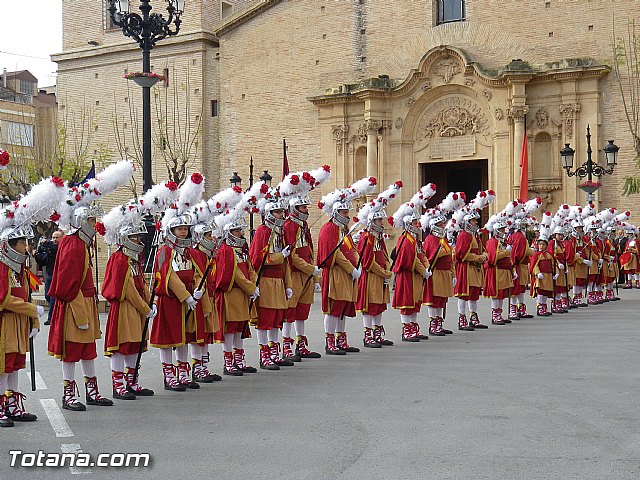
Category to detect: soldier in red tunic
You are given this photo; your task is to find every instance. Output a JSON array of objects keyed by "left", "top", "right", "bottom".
[
  {"left": 284, "top": 195, "right": 322, "bottom": 358},
  {"left": 454, "top": 211, "right": 489, "bottom": 330},
  {"left": 317, "top": 177, "right": 376, "bottom": 354},
  {"left": 548, "top": 225, "right": 570, "bottom": 314},
  {"left": 507, "top": 218, "right": 534, "bottom": 320},
  {"left": 484, "top": 220, "right": 517, "bottom": 325},
  {"left": 101, "top": 208, "right": 156, "bottom": 400},
  {"left": 585, "top": 223, "right": 604, "bottom": 305},
  {"left": 423, "top": 214, "right": 455, "bottom": 336},
  {"left": 530, "top": 232, "right": 557, "bottom": 317},
  {"left": 250, "top": 198, "right": 295, "bottom": 369},
  {"left": 355, "top": 181, "right": 401, "bottom": 348},
  {"left": 49, "top": 161, "right": 133, "bottom": 411}
]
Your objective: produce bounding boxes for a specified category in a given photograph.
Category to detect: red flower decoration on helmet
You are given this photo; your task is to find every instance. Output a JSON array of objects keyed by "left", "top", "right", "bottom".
[
  {"left": 166, "top": 181, "right": 178, "bottom": 191},
  {"left": 318, "top": 202, "right": 324, "bottom": 209},
  {"left": 290, "top": 175, "right": 300, "bottom": 186},
  {"left": 75, "top": 194, "right": 82, "bottom": 202},
  {"left": 51, "top": 176, "right": 65, "bottom": 188},
  {"left": 395, "top": 180, "right": 403, "bottom": 188},
  {"left": 260, "top": 184, "right": 269, "bottom": 194},
  {"left": 322, "top": 165, "right": 331, "bottom": 172},
  {"left": 6, "top": 211, "right": 14, "bottom": 219},
  {"left": 191, "top": 173, "right": 204, "bottom": 184},
  {"left": 232, "top": 186, "right": 242, "bottom": 193},
  {"left": 487, "top": 189, "right": 495, "bottom": 195},
  {"left": 0, "top": 150, "right": 10, "bottom": 166},
  {"left": 369, "top": 177, "right": 377, "bottom": 186},
  {"left": 387, "top": 215, "right": 394, "bottom": 226},
  {"left": 460, "top": 192, "right": 466, "bottom": 201},
  {"left": 252, "top": 207, "right": 259, "bottom": 213},
  {"left": 216, "top": 202, "right": 222, "bottom": 209},
  {"left": 50, "top": 212, "right": 61, "bottom": 222},
  {"left": 95, "top": 222, "right": 106, "bottom": 236}
]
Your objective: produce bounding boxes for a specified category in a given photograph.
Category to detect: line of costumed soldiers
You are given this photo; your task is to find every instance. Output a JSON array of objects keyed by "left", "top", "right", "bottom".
[{"left": 1, "top": 159, "right": 638, "bottom": 426}]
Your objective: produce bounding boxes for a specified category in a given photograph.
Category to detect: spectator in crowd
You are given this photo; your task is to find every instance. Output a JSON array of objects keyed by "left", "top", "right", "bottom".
[{"left": 35, "top": 230, "right": 63, "bottom": 325}]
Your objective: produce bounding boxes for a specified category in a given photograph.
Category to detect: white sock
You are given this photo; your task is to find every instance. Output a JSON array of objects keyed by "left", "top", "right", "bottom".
[
  {"left": 189, "top": 343, "right": 203, "bottom": 361},
  {"left": 159, "top": 348, "right": 173, "bottom": 364},
  {"left": 555, "top": 294, "right": 562, "bottom": 301},
  {"left": 267, "top": 328, "right": 279, "bottom": 344},
  {"left": 323, "top": 315, "right": 336, "bottom": 334},
  {"left": 635, "top": 274, "right": 639, "bottom": 281},
  {"left": 518, "top": 293, "right": 525, "bottom": 304},
  {"left": 223, "top": 333, "right": 234, "bottom": 352},
  {"left": 363, "top": 314, "right": 373, "bottom": 329},
  {"left": 373, "top": 314, "right": 382, "bottom": 326},
  {"left": 201, "top": 344, "right": 209, "bottom": 359},
  {"left": 336, "top": 317, "right": 346, "bottom": 333},
  {"left": 0, "top": 374, "right": 7, "bottom": 395},
  {"left": 469, "top": 300, "right": 478, "bottom": 312},
  {"left": 62, "top": 362, "right": 76, "bottom": 382},
  {"left": 400, "top": 314, "right": 411, "bottom": 324},
  {"left": 537, "top": 294, "right": 546, "bottom": 304},
  {"left": 573, "top": 286, "right": 580, "bottom": 295},
  {"left": 7, "top": 371, "right": 19, "bottom": 392},
  {"left": 561, "top": 293, "right": 568, "bottom": 299},
  {"left": 175, "top": 344, "right": 188, "bottom": 363},
  {"left": 294, "top": 320, "right": 305, "bottom": 336},
  {"left": 510, "top": 296, "right": 518, "bottom": 305},
  {"left": 411, "top": 314, "right": 418, "bottom": 323},
  {"left": 110, "top": 353, "right": 125, "bottom": 373},
  {"left": 282, "top": 322, "right": 293, "bottom": 339},
  {"left": 498, "top": 299, "right": 504, "bottom": 310},
  {"left": 80, "top": 359, "right": 95, "bottom": 378},
  {"left": 457, "top": 299, "right": 467, "bottom": 315},
  {"left": 233, "top": 332, "right": 243, "bottom": 350},
  {"left": 124, "top": 354, "right": 138, "bottom": 370},
  {"left": 256, "top": 329, "right": 268, "bottom": 345},
  {"left": 491, "top": 299, "right": 499, "bottom": 309},
  {"left": 428, "top": 307, "right": 437, "bottom": 317},
  {"left": 436, "top": 308, "right": 443, "bottom": 318}
]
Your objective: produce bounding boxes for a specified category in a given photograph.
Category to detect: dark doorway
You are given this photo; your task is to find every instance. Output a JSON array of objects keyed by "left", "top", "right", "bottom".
[{"left": 421, "top": 159, "right": 489, "bottom": 221}]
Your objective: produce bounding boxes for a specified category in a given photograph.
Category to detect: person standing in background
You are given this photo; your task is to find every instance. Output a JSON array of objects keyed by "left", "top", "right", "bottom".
[{"left": 35, "top": 230, "right": 63, "bottom": 326}]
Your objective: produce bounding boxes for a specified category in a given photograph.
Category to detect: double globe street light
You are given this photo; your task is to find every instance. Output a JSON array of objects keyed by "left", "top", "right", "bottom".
[
  {"left": 560, "top": 125, "right": 619, "bottom": 202},
  {"left": 230, "top": 163, "right": 273, "bottom": 240}
]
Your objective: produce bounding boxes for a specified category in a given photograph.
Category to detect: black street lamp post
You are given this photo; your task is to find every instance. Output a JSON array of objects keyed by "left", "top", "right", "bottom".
[
  {"left": 108, "top": 0, "right": 184, "bottom": 193},
  {"left": 560, "top": 125, "right": 619, "bottom": 202},
  {"left": 229, "top": 162, "right": 272, "bottom": 240}
]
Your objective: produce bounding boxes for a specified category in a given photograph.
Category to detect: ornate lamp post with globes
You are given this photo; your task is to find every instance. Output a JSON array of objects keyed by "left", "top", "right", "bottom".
[
  {"left": 229, "top": 163, "right": 272, "bottom": 240},
  {"left": 108, "top": 0, "right": 185, "bottom": 193},
  {"left": 560, "top": 125, "right": 619, "bottom": 203}
]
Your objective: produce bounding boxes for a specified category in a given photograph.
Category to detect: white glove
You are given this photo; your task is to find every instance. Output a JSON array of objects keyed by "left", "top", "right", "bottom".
[
  {"left": 186, "top": 296, "right": 198, "bottom": 310},
  {"left": 598, "top": 259, "right": 603, "bottom": 266},
  {"left": 78, "top": 323, "right": 90, "bottom": 330},
  {"left": 423, "top": 269, "right": 432, "bottom": 279},
  {"left": 281, "top": 245, "right": 291, "bottom": 258},
  {"left": 351, "top": 267, "right": 362, "bottom": 280},
  {"left": 313, "top": 266, "right": 322, "bottom": 276},
  {"left": 558, "top": 263, "right": 565, "bottom": 270},
  {"left": 383, "top": 278, "right": 390, "bottom": 286},
  {"left": 286, "top": 288, "right": 293, "bottom": 299},
  {"left": 512, "top": 271, "right": 519, "bottom": 280},
  {"left": 314, "top": 283, "right": 321, "bottom": 293},
  {"left": 609, "top": 256, "right": 615, "bottom": 262},
  {"left": 250, "top": 287, "right": 260, "bottom": 300},
  {"left": 29, "top": 328, "right": 39, "bottom": 339},
  {"left": 537, "top": 272, "right": 544, "bottom": 279},
  {"left": 583, "top": 260, "right": 592, "bottom": 267},
  {"left": 506, "top": 244, "right": 512, "bottom": 251},
  {"left": 36, "top": 305, "right": 45, "bottom": 317},
  {"left": 193, "top": 289, "right": 204, "bottom": 300},
  {"left": 146, "top": 304, "right": 157, "bottom": 319},
  {"left": 452, "top": 277, "right": 457, "bottom": 287},
  {"left": 553, "top": 273, "right": 559, "bottom": 280}
]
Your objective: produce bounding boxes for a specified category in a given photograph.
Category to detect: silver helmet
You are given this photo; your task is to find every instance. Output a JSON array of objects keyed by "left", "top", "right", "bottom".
[
  {"left": 332, "top": 199, "right": 352, "bottom": 228},
  {"left": 71, "top": 204, "right": 104, "bottom": 245},
  {"left": 367, "top": 209, "right": 387, "bottom": 235},
  {"left": 119, "top": 222, "right": 147, "bottom": 259},
  {"left": 403, "top": 211, "right": 421, "bottom": 237},
  {"left": 164, "top": 213, "right": 194, "bottom": 252},
  {"left": 224, "top": 217, "right": 248, "bottom": 248},
  {"left": 492, "top": 220, "right": 509, "bottom": 239},
  {"left": 289, "top": 195, "right": 311, "bottom": 223},
  {"left": 0, "top": 225, "right": 34, "bottom": 273},
  {"left": 463, "top": 211, "right": 480, "bottom": 234},
  {"left": 429, "top": 214, "right": 447, "bottom": 238},
  {"left": 264, "top": 199, "right": 287, "bottom": 231}
]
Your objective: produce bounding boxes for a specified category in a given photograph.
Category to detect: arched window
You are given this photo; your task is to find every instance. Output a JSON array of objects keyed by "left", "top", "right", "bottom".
[
  {"left": 355, "top": 146, "right": 367, "bottom": 181},
  {"left": 436, "top": 0, "right": 465, "bottom": 25},
  {"left": 532, "top": 132, "right": 553, "bottom": 179}
]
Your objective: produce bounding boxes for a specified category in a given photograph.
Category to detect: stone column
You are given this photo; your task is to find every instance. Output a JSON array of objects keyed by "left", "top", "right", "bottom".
[
  {"left": 365, "top": 119, "right": 382, "bottom": 181},
  {"left": 509, "top": 106, "right": 528, "bottom": 199}
]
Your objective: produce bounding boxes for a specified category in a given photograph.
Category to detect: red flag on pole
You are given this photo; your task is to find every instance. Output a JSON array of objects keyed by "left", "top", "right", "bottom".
[
  {"left": 282, "top": 138, "right": 289, "bottom": 180},
  {"left": 519, "top": 116, "right": 528, "bottom": 202}
]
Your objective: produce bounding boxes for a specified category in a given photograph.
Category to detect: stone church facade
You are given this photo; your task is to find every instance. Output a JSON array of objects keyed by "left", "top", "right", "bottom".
[{"left": 55, "top": 0, "right": 639, "bottom": 227}]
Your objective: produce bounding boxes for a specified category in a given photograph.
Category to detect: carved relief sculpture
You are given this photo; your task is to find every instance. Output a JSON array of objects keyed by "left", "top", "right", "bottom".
[
  {"left": 494, "top": 108, "right": 504, "bottom": 121},
  {"left": 535, "top": 108, "right": 549, "bottom": 128},
  {"left": 508, "top": 106, "right": 529, "bottom": 122},
  {"left": 433, "top": 58, "right": 461, "bottom": 83},
  {"left": 416, "top": 97, "right": 490, "bottom": 142},
  {"left": 331, "top": 124, "right": 349, "bottom": 154},
  {"left": 559, "top": 103, "right": 580, "bottom": 139}
]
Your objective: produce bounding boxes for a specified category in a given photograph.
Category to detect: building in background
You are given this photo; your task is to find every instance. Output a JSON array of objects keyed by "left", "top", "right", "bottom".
[{"left": 53, "top": 0, "right": 640, "bottom": 222}]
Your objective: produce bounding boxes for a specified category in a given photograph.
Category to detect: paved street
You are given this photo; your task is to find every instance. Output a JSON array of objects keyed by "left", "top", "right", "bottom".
[{"left": 2, "top": 290, "right": 640, "bottom": 480}]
